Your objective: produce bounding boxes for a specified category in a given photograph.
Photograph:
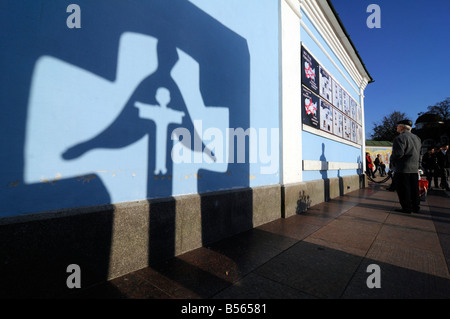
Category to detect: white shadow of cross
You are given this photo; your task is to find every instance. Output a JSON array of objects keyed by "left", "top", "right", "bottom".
[{"left": 135, "top": 87, "right": 185, "bottom": 175}]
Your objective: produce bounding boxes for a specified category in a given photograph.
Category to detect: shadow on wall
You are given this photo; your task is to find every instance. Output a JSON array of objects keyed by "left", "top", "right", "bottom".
[
  {"left": 319, "top": 143, "right": 330, "bottom": 202},
  {"left": 296, "top": 190, "right": 312, "bottom": 214},
  {"left": 0, "top": 0, "right": 250, "bottom": 297}
]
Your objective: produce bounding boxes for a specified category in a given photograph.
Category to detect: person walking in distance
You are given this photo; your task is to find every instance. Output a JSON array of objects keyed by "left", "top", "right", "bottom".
[
  {"left": 421, "top": 146, "right": 439, "bottom": 190},
  {"left": 366, "top": 152, "right": 375, "bottom": 178},
  {"left": 379, "top": 159, "right": 386, "bottom": 176},
  {"left": 386, "top": 155, "right": 396, "bottom": 191},
  {"left": 390, "top": 120, "right": 422, "bottom": 214},
  {"left": 436, "top": 144, "right": 450, "bottom": 191},
  {"left": 374, "top": 154, "right": 381, "bottom": 176}
]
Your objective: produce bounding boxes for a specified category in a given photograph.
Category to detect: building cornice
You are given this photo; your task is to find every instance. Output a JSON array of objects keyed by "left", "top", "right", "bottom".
[{"left": 299, "top": 0, "right": 372, "bottom": 91}]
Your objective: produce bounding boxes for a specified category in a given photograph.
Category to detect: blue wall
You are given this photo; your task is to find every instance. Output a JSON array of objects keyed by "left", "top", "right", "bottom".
[
  {"left": 0, "top": 0, "right": 280, "bottom": 217},
  {"left": 302, "top": 132, "right": 362, "bottom": 180},
  {"left": 300, "top": 8, "right": 363, "bottom": 181}
]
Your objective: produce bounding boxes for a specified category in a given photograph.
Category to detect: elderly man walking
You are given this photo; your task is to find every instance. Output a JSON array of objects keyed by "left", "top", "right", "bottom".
[{"left": 390, "top": 119, "right": 422, "bottom": 214}]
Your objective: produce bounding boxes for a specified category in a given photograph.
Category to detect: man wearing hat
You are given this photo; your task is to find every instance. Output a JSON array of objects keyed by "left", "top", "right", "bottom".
[{"left": 390, "top": 119, "right": 422, "bottom": 213}]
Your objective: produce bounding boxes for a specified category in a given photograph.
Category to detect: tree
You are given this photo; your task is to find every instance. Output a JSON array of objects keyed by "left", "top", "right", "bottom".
[
  {"left": 417, "top": 97, "right": 449, "bottom": 121},
  {"left": 370, "top": 111, "right": 407, "bottom": 141}
]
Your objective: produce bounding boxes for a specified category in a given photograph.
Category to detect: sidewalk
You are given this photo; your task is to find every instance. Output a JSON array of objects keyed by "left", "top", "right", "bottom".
[{"left": 70, "top": 180, "right": 450, "bottom": 299}]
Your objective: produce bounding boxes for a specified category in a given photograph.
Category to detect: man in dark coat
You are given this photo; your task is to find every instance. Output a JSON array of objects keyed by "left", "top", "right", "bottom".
[
  {"left": 436, "top": 144, "right": 450, "bottom": 191},
  {"left": 374, "top": 154, "right": 381, "bottom": 176},
  {"left": 390, "top": 120, "right": 422, "bottom": 213},
  {"left": 421, "top": 146, "right": 439, "bottom": 190}
]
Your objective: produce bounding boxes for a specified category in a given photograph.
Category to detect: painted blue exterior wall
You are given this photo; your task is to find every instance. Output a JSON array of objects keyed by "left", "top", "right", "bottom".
[
  {"left": 301, "top": 131, "right": 363, "bottom": 180},
  {"left": 0, "top": 0, "right": 280, "bottom": 217},
  {"left": 300, "top": 8, "right": 363, "bottom": 181}
]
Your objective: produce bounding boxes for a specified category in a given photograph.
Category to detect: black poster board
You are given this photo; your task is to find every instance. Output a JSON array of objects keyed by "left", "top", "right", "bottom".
[
  {"left": 320, "top": 99, "right": 333, "bottom": 133},
  {"left": 332, "top": 79, "right": 343, "bottom": 112},
  {"left": 319, "top": 67, "right": 332, "bottom": 103},
  {"left": 333, "top": 108, "right": 343, "bottom": 137},
  {"left": 301, "top": 45, "right": 363, "bottom": 145},
  {"left": 343, "top": 115, "right": 351, "bottom": 141},
  {"left": 302, "top": 86, "right": 320, "bottom": 129},
  {"left": 301, "top": 47, "right": 319, "bottom": 94}
]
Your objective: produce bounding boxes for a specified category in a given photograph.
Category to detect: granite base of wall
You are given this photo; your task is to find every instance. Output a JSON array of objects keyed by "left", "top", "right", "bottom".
[
  {"left": 0, "top": 175, "right": 366, "bottom": 297},
  {"left": 0, "top": 184, "right": 280, "bottom": 298},
  {"left": 282, "top": 174, "right": 367, "bottom": 218}
]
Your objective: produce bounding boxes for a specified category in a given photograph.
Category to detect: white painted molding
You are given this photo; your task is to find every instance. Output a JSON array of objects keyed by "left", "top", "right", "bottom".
[
  {"left": 303, "top": 159, "right": 361, "bottom": 171},
  {"left": 300, "top": 0, "right": 370, "bottom": 94},
  {"left": 309, "top": 1, "right": 361, "bottom": 84},
  {"left": 284, "top": 0, "right": 302, "bottom": 19}
]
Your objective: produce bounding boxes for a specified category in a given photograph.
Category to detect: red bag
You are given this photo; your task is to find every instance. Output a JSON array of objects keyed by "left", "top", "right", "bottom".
[{"left": 419, "top": 178, "right": 428, "bottom": 201}]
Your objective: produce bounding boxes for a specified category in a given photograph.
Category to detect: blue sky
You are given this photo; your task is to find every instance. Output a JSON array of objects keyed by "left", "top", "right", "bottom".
[{"left": 330, "top": 0, "right": 450, "bottom": 139}]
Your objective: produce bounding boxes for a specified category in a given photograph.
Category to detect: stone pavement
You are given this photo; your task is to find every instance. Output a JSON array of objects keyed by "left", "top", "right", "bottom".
[{"left": 69, "top": 180, "right": 450, "bottom": 299}]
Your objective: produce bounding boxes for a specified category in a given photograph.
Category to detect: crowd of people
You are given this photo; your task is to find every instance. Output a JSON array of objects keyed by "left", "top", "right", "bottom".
[
  {"left": 365, "top": 119, "right": 449, "bottom": 214},
  {"left": 421, "top": 143, "right": 450, "bottom": 191},
  {"left": 366, "top": 140, "right": 449, "bottom": 192},
  {"left": 365, "top": 153, "right": 387, "bottom": 178}
]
